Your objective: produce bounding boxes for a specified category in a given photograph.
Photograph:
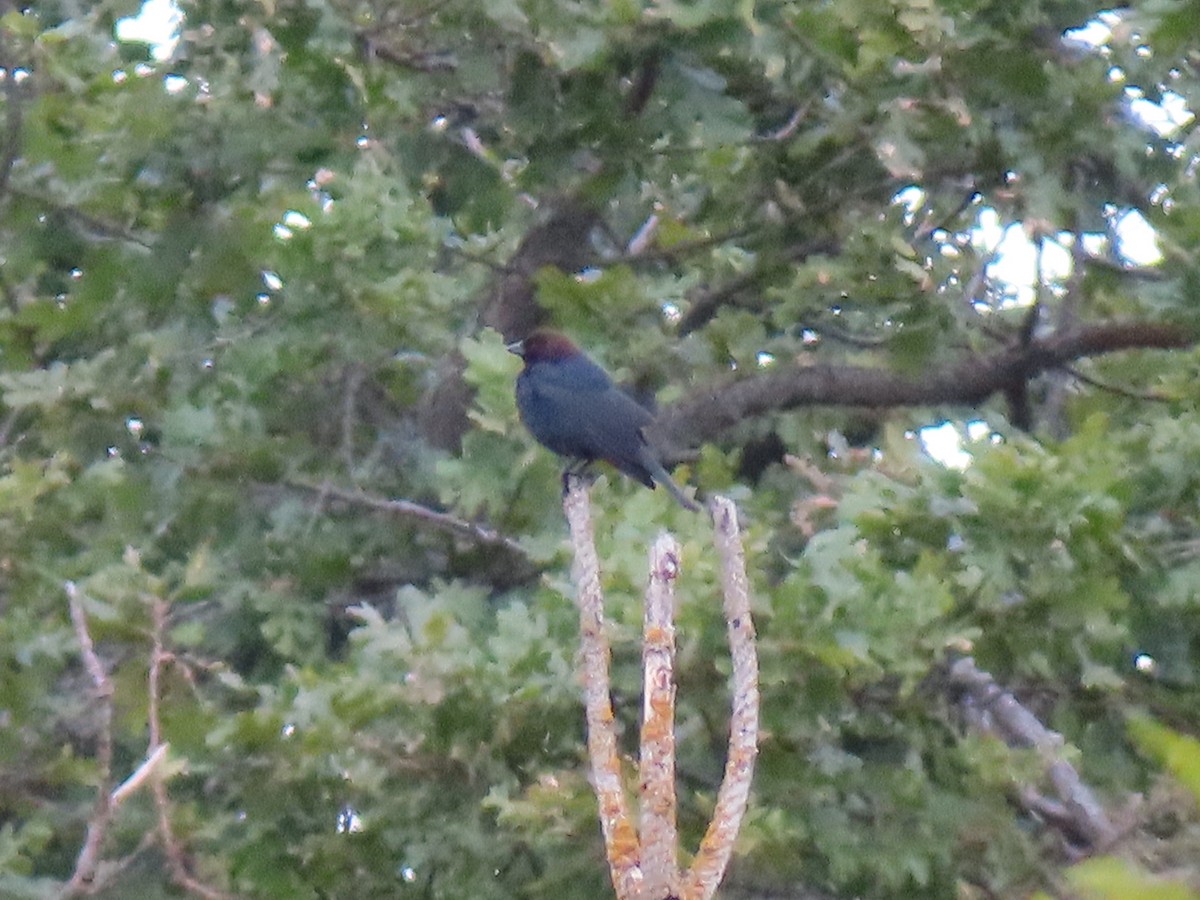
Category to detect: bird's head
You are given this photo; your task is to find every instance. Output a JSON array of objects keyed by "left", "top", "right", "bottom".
[{"left": 507, "top": 329, "right": 581, "bottom": 363}]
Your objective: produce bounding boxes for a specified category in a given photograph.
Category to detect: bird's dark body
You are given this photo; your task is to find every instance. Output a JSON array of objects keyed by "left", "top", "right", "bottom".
[
  {"left": 516, "top": 349, "right": 657, "bottom": 486},
  {"left": 511, "top": 330, "right": 699, "bottom": 510}
]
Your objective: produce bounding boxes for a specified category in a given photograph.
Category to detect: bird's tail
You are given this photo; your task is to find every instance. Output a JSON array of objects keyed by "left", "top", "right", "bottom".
[{"left": 638, "top": 448, "right": 702, "bottom": 512}]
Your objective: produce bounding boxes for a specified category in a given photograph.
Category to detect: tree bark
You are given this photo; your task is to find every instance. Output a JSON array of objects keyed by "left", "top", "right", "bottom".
[{"left": 651, "top": 320, "right": 1193, "bottom": 456}]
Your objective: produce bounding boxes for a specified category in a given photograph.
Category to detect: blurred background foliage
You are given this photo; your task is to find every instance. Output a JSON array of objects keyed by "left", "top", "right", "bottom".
[{"left": 0, "top": 0, "right": 1199, "bottom": 897}]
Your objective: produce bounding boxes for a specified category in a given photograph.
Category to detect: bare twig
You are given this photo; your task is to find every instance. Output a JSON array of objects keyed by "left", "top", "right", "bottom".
[
  {"left": 807, "top": 323, "right": 890, "bottom": 349},
  {"left": 1081, "top": 254, "right": 1167, "bottom": 281},
  {"left": 1063, "top": 364, "right": 1175, "bottom": 403},
  {"left": 627, "top": 214, "right": 661, "bottom": 256},
  {"left": 562, "top": 476, "right": 641, "bottom": 898},
  {"left": 640, "top": 534, "right": 681, "bottom": 899},
  {"left": 61, "top": 584, "right": 227, "bottom": 898},
  {"left": 61, "top": 581, "right": 117, "bottom": 898},
  {"left": 913, "top": 187, "right": 980, "bottom": 242},
  {"left": 755, "top": 106, "right": 807, "bottom": 142},
  {"left": 682, "top": 497, "right": 759, "bottom": 900},
  {"left": 286, "top": 479, "right": 531, "bottom": 562},
  {"left": 676, "top": 239, "right": 838, "bottom": 337},
  {"left": 356, "top": 28, "right": 457, "bottom": 72},
  {"left": 9, "top": 188, "right": 154, "bottom": 250},
  {"left": 110, "top": 743, "right": 170, "bottom": 808}
]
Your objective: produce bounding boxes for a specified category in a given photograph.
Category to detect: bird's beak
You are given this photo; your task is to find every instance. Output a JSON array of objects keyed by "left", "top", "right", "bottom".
[{"left": 506, "top": 339, "right": 525, "bottom": 357}]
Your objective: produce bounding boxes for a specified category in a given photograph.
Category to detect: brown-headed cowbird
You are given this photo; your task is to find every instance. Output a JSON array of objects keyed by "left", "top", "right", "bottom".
[{"left": 510, "top": 329, "right": 700, "bottom": 512}]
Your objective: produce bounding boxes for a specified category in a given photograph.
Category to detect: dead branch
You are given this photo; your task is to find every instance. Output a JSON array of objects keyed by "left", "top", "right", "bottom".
[
  {"left": 60, "top": 584, "right": 227, "bottom": 899},
  {"left": 755, "top": 106, "right": 807, "bottom": 143},
  {"left": 286, "top": 479, "right": 533, "bottom": 566},
  {"left": 682, "top": 497, "right": 759, "bottom": 900},
  {"left": 563, "top": 477, "right": 641, "bottom": 898},
  {"left": 627, "top": 214, "right": 661, "bottom": 256},
  {"left": 948, "top": 656, "right": 1117, "bottom": 850},
  {"left": 563, "top": 482, "right": 759, "bottom": 900},
  {"left": 110, "top": 744, "right": 170, "bottom": 809},
  {"left": 640, "top": 534, "right": 682, "bottom": 899},
  {"left": 61, "top": 582, "right": 117, "bottom": 898}
]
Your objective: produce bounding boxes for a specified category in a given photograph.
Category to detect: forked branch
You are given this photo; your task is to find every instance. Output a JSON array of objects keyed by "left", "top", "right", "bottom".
[{"left": 563, "top": 480, "right": 759, "bottom": 899}]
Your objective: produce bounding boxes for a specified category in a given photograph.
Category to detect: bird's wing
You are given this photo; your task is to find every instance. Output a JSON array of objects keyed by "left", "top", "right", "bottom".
[
  {"left": 524, "top": 377, "right": 652, "bottom": 428},
  {"left": 579, "top": 387, "right": 656, "bottom": 479},
  {"left": 588, "top": 385, "right": 655, "bottom": 431},
  {"left": 528, "top": 354, "right": 614, "bottom": 393}
]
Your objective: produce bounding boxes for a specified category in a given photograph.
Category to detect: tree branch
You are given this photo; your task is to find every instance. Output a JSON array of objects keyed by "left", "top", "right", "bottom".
[
  {"left": 948, "top": 656, "right": 1117, "bottom": 850},
  {"left": 285, "top": 479, "right": 533, "bottom": 567},
  {"left": 9, "top": 188, "right": 155, "bottom": 251},
  {"left": 640, "top": 534, "right": 681, "bottom": 899},
  {"left": 148, "top": 596, "right": 231, "bottom": 900},
  {"left": 61, "top": 582, "right": 116, "bottom": 898},
  {"left": 653, "top": 320, "right": 1195, "bottom": 454},
  {"left": 562, "top": 476, "right": 641, "bottom": 899},
  {"left": 682, "top": 496, "right": 759, "bottom": 900},
  {"left": 563, "top": 484, "right": 759, "bottom": 900}
]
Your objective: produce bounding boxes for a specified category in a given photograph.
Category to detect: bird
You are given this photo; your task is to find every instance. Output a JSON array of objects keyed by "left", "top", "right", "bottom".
[{"left": 510, "top": 329, "right": 700, "bottom": 512}]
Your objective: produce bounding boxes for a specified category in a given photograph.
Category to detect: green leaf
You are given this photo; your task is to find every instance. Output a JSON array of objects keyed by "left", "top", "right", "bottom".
[
  {"left": 1128, "top": 714, "right": 1200, "bottom": 804},
  {"left": 1066, "top": 856, "right": 1200, "bottom": 900}
]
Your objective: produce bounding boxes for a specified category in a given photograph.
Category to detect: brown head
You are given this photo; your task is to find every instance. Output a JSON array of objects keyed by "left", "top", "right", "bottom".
[{"left": 507, "top": 329, "right": 582, "bottom": 364}]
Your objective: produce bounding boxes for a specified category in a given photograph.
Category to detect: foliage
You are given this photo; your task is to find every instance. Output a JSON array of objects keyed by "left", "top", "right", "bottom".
[{"left": 0, "top": 0, "right": 1199, "bottom": 898}]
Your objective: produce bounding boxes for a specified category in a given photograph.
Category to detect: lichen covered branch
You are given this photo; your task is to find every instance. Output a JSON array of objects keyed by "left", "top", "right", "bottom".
[
  {"left": 563, "top": 477, "right": 641, "bottom": 898},
  {"left": 640, "top": 534, "right": 682, "bottom": 898},
  {"left": 682, "top": 498, "right": 760, "bottom": 900}
]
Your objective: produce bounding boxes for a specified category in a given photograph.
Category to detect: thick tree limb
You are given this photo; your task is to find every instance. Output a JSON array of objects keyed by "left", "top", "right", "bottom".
[
  {"left": 419, "top": 200, "right": 600, "bottom": 451},
  {"left": 652, "top": 320, "right": 1194, "bottom": 454}
]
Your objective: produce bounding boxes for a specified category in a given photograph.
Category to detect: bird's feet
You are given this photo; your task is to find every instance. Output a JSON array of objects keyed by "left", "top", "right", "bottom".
[{"left": 561, "top": 465, "right": 596, "bottom": 497}]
